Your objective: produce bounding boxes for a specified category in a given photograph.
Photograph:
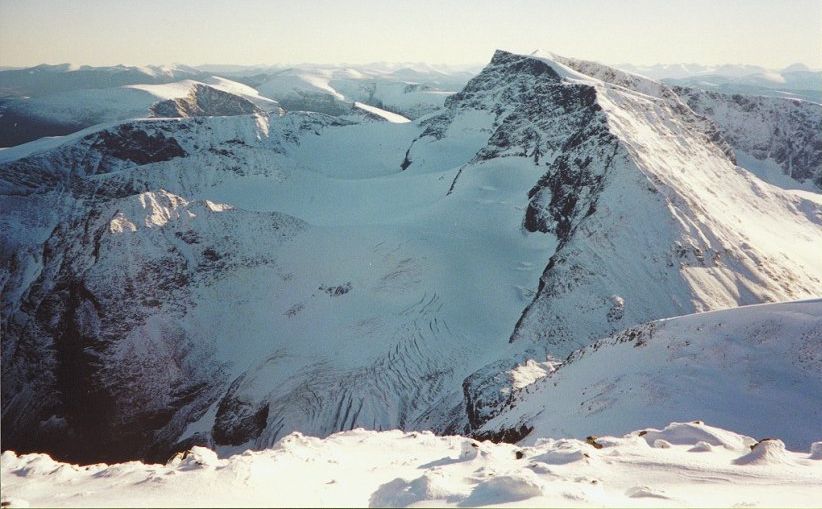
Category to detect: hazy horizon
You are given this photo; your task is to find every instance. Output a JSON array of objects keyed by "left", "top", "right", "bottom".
[
  {"left": 1, "top": 0, "right": 820, "bottom": 69},
  {"left": 0, "top": 57, "right": 820, "bottom": 74}
]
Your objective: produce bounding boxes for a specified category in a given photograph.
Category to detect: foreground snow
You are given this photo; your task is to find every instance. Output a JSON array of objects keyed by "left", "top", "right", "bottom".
[{"left": 2, "top": 422, "right": 821, "bottom": 508}]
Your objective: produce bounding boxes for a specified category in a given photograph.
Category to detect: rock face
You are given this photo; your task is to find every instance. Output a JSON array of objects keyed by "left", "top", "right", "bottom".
[
  {"left": 0, "top": 122, "right": 186, "bottom": 196},
  {"left": 672, "top": 86, "right": 822, "bottom": 189},
  {"left": 151, "top": 84, "right": 264, "bottom": 118},
  {"left": 1, "top": 189, "right": 305, "bottom": 463},
  {"left": 2, "top": 51, "right": 821, "bottom": 464},
  {"left": 505, "top": 53, "right": 821, "bottom": 352}
]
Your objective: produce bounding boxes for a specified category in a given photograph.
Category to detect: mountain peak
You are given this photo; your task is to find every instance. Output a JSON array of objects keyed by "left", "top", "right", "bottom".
[
  {"left": 782, "top": 62, "right": 811, "bottom": 73},
  {"left": 487, "top": 49, "right": 564, "bottom": 81}
]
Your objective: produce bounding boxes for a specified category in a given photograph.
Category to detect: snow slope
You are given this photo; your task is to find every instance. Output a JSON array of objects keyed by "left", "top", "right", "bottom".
[
  {"left": 2, "top": 422, "right": 821, "bottom": 508},
  {"left": 480, "top": 299, "right": 822, "bottom": 451},
  {"left": 353, "top": 101, "right": 411, "bottom": 123}
]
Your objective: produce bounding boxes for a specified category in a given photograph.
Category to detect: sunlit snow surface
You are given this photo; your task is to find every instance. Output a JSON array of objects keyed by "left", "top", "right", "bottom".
[{"left": 2, "top": 422, "right": 821, "bottom": 508}]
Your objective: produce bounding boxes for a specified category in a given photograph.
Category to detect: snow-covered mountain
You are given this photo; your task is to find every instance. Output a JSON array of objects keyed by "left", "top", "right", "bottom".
[
  {"left": 244, "top": 65, "right": 471, "bottom": 119},
  {"left": 0, "top": 64, "right": 469, "bottom": 147},
  {"left": 478, "top": 299, "right": 822, "bottom": 450},
  {"left": 470, "top": 52, "right": 821, "bottom": 352},
  {"left": 616, "top": 63, "right": 770, "bottom": 80},
  {"left": 1, "top": 50, "right": 820, "bottom": 467},
  {"left": 0, "top": 77, "right": 281, "bottom": 147}
]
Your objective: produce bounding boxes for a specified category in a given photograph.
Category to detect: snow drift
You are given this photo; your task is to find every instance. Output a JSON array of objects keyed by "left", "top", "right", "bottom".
[{"left": 2, "top": 422, "right": 821, "bottom": 508}]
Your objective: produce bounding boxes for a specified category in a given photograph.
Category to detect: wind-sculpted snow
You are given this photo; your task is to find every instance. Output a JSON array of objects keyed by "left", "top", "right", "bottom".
[
  {"left": 2, "top": 50, "right": 821, "bottom": 466},
  {"left": 3, "top": 422, "right": 822, "bottom": 508}
]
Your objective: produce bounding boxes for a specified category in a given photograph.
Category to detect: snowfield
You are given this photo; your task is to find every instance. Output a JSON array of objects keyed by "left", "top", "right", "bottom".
[{"left": 2, "top": 422, "right": 821, "bottom": 508}]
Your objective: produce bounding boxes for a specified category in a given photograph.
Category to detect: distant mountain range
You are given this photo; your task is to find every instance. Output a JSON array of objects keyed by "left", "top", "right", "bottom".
[{"left": 616, "top": 62, "right": 821, "bottom": 103}]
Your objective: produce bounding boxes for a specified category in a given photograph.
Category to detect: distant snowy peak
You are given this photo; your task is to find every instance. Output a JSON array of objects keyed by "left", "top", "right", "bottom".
[
  {"left": 617, "top": 63, "right": 771, "bottom": 80},
  {"left": 252, "top": 66, "right": 465, "bottom": 119},
  {"left": 150, "top": 83, "right": 266, "bottom": 118},
  {"left": 129, "top": 76, "right": 282, "bottom": 112},
  {"left": 617, "top": 62, "right": 820, "bottom": 80},
  {"left": 614, "top": 61, "right": 822, "bottom": 103}
]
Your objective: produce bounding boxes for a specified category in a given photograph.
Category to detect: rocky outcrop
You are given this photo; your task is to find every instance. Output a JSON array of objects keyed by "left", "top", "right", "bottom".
[
  {"left": 212, "top": 375, "right": 271, "bottom": 446},
  {"left": 672, "top": 86, "right": 822, "bottom": 188},
  {"left": 0, "top": 121, "right": 186, "bottom": 196},
  {"left": 461, "top": 359, "right": 520, "bottom": 430},
  {"left": 1, "top": 190, "right": 305, "bottom": 463}
]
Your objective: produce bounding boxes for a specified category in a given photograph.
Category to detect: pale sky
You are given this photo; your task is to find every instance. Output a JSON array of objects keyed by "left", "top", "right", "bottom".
[{"left": 1, "top": 0, "right": 820, "bottom": 69}]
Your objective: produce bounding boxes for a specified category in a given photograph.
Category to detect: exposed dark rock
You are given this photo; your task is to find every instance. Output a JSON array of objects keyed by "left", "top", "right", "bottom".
[
  {"left": 461, "top": 358, "right": 519, "bottom": 430},
  {"left": 586, "top": 435, "right": 604, "bottom": 449},
  {"left": 0, "top": 121, "right": 186, "bottom": 196},
  {"left": 213, "top": 378, "right": 271, "bottom": 446},
  {"left": 472, "top": 424, "right": 533, "bottom": 444},
  {"left": 673, "top": 86, "right": 822, "bottom": 188},
  {"left": 93, "top": 124, "right": 186, "bottom": 168},
  {"left": 320, "top": 282, "right": 352, "bottom": 297}
]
